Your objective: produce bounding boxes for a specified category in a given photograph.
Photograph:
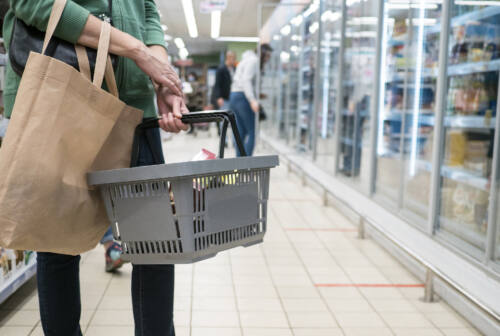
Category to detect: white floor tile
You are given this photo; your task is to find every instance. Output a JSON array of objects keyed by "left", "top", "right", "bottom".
[
  {"left": 243, "top": 328, "right": 293, "bottom": 336},
  {"left": 237, "top": 298, "right": 283, "bottom": 312},
  {"left": 191, "top": 311, "right": 240, "bottom": 328},
  {"left": 192, "top": 327, "right": 242, "bottom": 336},
  {"left": 380, "top": 312, "right": 434, "bottom": 328},
  {"left": 287, "top": 311, "right": 338, "bottom": 328},
  {"left": 85, "top": 325, "right": 135, "bottom": 336},
  {"left": 0, "top": 310, "right": 39, "bottom": 327},
  {"left": 239, "top": 311, "right": 289, "bottom": 328},
  {"left": 192, "top": 296, "right": 236, "bottom": 311},
  {"left": 334, "top": 312, "right": 386, "bottom": 328},
  {"left": 0, "top": 326, "right": 32, "bottom": 336},
  {"left": 342, "top": 328, "right": 393, "bottom": 336},
  {"left": 293, "top": 329, "right": 344, "bottom": 336},
  {"left": 281, "top": 298, "right": 329, "bottom": 312}
]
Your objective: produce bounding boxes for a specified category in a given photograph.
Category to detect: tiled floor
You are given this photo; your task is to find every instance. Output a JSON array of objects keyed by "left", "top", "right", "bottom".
[{"left": 0, "top": 131, "right": 482, "bottom": 335}]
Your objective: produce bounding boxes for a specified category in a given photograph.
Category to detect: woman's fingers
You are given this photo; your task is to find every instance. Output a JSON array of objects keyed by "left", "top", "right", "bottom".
[{"left": 156, "top": 75, "right": 182, "bottom": 97}]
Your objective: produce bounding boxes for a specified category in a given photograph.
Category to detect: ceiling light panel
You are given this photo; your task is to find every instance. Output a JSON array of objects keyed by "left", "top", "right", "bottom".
[{"left": 181, "top": 0, "right": 198, "bottom": 38}]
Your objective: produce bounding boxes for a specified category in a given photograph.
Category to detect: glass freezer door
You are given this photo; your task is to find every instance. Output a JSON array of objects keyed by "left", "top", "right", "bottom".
[
  {"left": 337, "top": 0, "right": 378, "bottom": 186},
  {"left": 296, "top": 2, "right": 320, "bottom": 153},
  {"left": 375, "top": 0, "right": 441, "bottom": 220},
  {"left": 315, "top": 0, "right": 342, "bottom": 173},
  {"left": 437, "top": 1, "right": 500, "bottom": 257}
]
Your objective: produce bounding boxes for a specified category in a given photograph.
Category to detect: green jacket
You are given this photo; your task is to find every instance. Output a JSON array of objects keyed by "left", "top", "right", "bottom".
[{"left": 3, "top": 0, "right": 166, "bottom": 118}]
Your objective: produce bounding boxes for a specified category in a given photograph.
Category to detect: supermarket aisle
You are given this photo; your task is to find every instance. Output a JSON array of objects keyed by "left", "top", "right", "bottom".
[{"left": 0, "top": 131, "right": 481, "bottom": 336}]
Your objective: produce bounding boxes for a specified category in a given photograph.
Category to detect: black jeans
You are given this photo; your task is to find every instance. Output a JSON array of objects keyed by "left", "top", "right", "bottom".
[{"left": 37, "top": 127, "right": 175, "bottom": 336}]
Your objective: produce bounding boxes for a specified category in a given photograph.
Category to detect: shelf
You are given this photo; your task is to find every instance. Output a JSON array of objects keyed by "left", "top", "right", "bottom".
[
  {"left": 448, "top": 59, "right": 500, "bottom": 76},
  {"left": 416, "top": 160, "right": 488, "bottom": 191},
  {"left": 382, "top": 113, "right": 496, "bottom": 129},
  {"left": 426, "top": 6, "right": 500, "bottom": 36},
  {"left": 340, "top": 137, "right": 361, "bottom": 148},
  {"left": 0, "top": 259, "right": 37, "bottom": 305},
  {"left": 451, "top": 6, "right": 500, "bottom": 28},
  {"left": 342, "top": 109, "right": 370, "bottom": 117},
  {"left": 444, "top": 115, "right": 496, "bottom": 129}
]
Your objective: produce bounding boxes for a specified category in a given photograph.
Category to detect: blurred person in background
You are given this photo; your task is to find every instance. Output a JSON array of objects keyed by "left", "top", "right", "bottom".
[
  {"left": 230, "top": 44, "right": 273, "bottom": 156},
  {"left": 211, "top": 50, "right": 236, "bottom": 110},
  {"left": 4, "top": 0, "right": 187, "bottom": 335}
]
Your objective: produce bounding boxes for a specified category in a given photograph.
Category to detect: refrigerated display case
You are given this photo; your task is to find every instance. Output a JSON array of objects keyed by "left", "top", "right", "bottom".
[
  {"left": 262, "top": 0, "right": 500, "bottom": 331},
  {"left": 261, "top": 38, "right": 281, "bottom": 136},
  {"left": 437, "top": 1, "right": 500, "bottom": 256},
  {"left": 315, "top": 0, "right": 342, "bottom": 173},
  {"left": 286, "top": 21, "right": 302, "bottom": 144},
  {"left": 297, "top": 1, "right": 320, "bottom": 152},
  {"left": 338, "top": 0, "right": 378, "bottom": 186},
  {"left": 375, "top": 0, "right": 441, "bottom": 223}
]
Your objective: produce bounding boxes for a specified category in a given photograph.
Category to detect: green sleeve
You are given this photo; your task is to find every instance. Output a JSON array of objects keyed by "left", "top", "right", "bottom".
[
  {"left": 9, "top": 0, "right": 90, "bottom": 44},
  {"left": 144, "top": 0, "right": 166, "bottom": 49}
]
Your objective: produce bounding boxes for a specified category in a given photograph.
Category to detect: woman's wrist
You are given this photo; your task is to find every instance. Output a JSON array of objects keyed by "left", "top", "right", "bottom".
[{"left": 126, "top": 39, "right": 149, "bottom": 63}]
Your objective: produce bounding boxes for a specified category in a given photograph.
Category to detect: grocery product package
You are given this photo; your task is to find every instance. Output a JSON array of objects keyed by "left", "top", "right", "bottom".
[{"left": 0, "top": 0, "right": 142, "bottom": 255}]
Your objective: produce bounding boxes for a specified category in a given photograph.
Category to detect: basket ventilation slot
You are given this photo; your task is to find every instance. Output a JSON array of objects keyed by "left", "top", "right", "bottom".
[
  {"left": 123, "top": 240, "right": 183, "bottom": 255},
  {"left": 194, "top": 223, "right": 261, "bottom": 251}
]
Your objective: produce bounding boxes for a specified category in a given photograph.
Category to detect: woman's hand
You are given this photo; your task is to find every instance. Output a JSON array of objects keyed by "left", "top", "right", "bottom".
[
  {"left": 134, "top": 44, "right": 183, "bottom": 97},
  {"left": 156, "top": 86, "right": 189, "bottom": 133},
  {"left": 78, "top": 16, "right": 183, "bottom": 97}
]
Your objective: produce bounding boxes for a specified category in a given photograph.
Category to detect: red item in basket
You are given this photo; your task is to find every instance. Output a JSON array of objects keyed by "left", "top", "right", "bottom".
[{"left": 192, "top": 149, "right": 217, "bottom": 161}]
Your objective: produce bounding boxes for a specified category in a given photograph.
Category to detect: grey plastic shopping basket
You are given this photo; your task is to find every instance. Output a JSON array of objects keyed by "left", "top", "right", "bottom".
[{"left": 88, "top": 110, "right": 279, "bottom": 264}]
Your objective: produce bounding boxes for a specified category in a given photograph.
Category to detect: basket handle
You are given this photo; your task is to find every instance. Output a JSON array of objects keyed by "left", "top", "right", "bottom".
[{"left": 130, "top": 110, "right": 247, "bottom": 167}]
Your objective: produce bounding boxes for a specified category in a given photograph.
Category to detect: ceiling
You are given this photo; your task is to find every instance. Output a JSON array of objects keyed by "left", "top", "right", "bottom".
[{"left": 157, "top": 0, "right": 280, "bottom": 56}]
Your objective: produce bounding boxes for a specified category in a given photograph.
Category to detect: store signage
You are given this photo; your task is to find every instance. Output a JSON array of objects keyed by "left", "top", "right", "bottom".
[{"left": 200, "top": 0, "right": 227, "bottom": 13}]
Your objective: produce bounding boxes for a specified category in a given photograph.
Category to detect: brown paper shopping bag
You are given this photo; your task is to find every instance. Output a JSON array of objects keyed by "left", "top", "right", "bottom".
[{"left": 0, "top": 0, "right": 143, "bottom": 255}]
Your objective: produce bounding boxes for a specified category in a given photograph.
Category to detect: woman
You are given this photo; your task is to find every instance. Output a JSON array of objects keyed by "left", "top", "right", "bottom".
[
  {"left": 230, "top": 44, "right": 272, "bottom": 156},
  {"left": 3, "top": 1, "right": 187, "bottom": 335}
]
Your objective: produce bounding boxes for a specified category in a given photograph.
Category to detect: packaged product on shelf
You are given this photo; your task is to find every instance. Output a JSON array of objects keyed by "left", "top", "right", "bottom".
[
  {"left": 452, "top": 184, "right": 476, "bottom": 225},
  {"left": 484, "top": 24, "right": 500, "bottom": 61},
  {"left": 470, "top": 75, "right": 489, "bottom": 115},
  {"left": 450, "top": 26, "right": 467, "bottom": 64},
  {"left": 445, "top": 130, "right": 467, "bottom": 166},
  {"left": 466, "top": 23, "right": 487, "bottom": 63}
]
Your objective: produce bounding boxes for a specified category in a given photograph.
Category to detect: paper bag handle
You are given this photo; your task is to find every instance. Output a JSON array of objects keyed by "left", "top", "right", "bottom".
[
  {"left": 42, "top": 0, "right": 67, "bottom": 55},
  {"left": 43, "top": 0, "right": 117, "bottom": 96}
]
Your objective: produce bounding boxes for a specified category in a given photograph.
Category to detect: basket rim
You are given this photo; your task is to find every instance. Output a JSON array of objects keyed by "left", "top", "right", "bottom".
[{"left": 87, "top": 155, "right": 279, "bottom": 186}]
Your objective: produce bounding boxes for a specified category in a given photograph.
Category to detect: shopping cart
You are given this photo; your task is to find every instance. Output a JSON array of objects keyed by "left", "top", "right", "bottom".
[{"left": 88, "top": 110, "right": 279, "bottom": 264}]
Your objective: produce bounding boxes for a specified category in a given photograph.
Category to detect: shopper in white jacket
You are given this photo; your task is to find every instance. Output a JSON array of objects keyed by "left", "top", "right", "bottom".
[{"left": 230, "top": 44, "right": 273, "bottom": 156}]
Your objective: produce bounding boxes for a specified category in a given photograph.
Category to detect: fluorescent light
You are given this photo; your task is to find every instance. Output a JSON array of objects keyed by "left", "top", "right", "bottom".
[
  {"left": 321, "top": 10, "right": 341, "bottom": 22},
  {"left": 181, "top": 0, "right": 198, "bottom": 38},
  {"left": 280, "top": 51, "right": 290, "bottom": 63},
  {"left": 281, "top": 25, "right": 291, "bottom": 36},
  {"left": 179, "top": 48, "right": 189, "bottom": 60},
  {"left": 303, "top": 2, "right": 319, "bottom": 18},
  {"left": 291, "top": 15, "right": 303, "bottom": 26},
  {"left": 164, "top": 34, "right": 173, "bottom": 41},
  {"left": 455, "top": 0, "right": 500, "bottom": 5},
  {"left": 273, "top": 34, "right": 281, "bottom": 41},
  {"left": 174, "top": 38, "right": 185, "bottom": 49},
  {"left": 309, "top": 22, "right": 319, "bottom": 34},
  {"left": 346, "top": 31, "right": 377, "bottom": 38},
  {"left": 347, "top": 16, "right": 378, "bottom": 25},
  {"left": 211, "top": 11, "right": 221, "bottom": 39},
  {"left": 161, "top": 24, "right": 168, "bottom": 31},
  {"left": 387, "top": 3, "right": 438, "bottom": 9},
  {"left": 406, "top": 18, "right": 437, "bottom": 26},
  {"left": 216, "top": 36, "right": 260, "bottom": 42}
]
